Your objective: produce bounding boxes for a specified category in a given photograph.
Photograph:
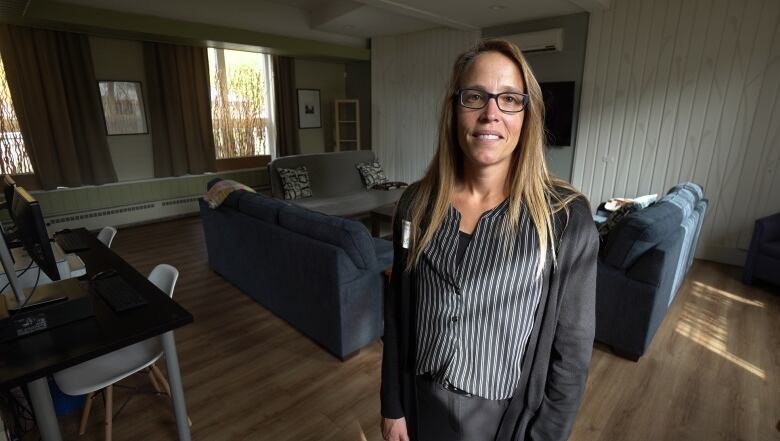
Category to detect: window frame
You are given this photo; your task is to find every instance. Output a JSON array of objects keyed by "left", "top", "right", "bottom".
[
  {"left": 207, "top": 47, "right": 276, "bottom": 172},
  {"left": 0, "top": 54, "right": 35, "bottom": 180}
]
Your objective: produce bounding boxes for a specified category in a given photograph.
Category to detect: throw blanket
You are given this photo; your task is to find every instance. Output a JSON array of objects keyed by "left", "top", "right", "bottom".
[
  {"left": 203, "top": 179, "right": 255, "bottom": 208},
  {"left": 371, "top": 181, "right": 408, "bottom": 191}
]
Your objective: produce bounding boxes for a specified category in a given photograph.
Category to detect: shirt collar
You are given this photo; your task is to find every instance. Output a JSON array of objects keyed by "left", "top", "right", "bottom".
[{"left": 448, "top": 198, "right": 510, "bottom": 221}]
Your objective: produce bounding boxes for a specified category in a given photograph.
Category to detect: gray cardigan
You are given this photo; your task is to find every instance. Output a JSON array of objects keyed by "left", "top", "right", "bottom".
[{"left": 381, "top": 184, "right": 599, "bottom": 440}]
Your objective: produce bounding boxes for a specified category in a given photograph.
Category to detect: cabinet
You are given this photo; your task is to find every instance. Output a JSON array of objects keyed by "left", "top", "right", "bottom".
[{"left": 334, "top": 99, "right": 360, "bottom": 151}]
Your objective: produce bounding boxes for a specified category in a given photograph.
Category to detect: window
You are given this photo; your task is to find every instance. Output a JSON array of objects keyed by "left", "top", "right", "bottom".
[
  {"left": 0, "top": 55, "right": 33, "bottom": 175},
  {"left": 97, "top": 81, "right": 148, "bottom": 135},
  {"left": 207, "top": 48, "right": 275, "bottom": 164}
]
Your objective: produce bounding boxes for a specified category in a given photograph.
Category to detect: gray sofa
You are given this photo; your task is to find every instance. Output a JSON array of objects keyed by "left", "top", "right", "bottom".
[
  {"left": 268, "top": 151, "right": 404, "bottom": 216},
  {"left": 199, "top": 178, "right": 393, "bottom": 360},
  {"left": 595, "top": 182, "right": 708, "bottom": 361}
]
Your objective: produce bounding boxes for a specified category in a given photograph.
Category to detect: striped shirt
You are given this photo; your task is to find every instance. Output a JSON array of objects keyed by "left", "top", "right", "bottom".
[{"left": 414, "top": 199, "right": 543, "bottom": 400}]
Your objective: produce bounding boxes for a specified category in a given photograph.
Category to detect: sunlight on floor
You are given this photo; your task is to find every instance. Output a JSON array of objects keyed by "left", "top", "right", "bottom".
[
  {"left": 691, "top": 281, "right": 765, "bottom": 307},
  {"left": 675, "top": 283, "right": 766, "bottom": 380}
]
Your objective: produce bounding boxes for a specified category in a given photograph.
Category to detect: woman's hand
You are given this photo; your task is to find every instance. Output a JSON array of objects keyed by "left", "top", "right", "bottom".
[{"left": 381, "top": 417, "right": 409, "bottom": 441}]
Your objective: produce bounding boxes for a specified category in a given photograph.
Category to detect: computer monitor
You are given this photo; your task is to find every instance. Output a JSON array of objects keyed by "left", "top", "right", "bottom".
[
  {"left": 11, "top": 186, "right": 61, "bottom": 281},
  {"left": 2, "top": 174, "right": 16, "bottom": 220}
]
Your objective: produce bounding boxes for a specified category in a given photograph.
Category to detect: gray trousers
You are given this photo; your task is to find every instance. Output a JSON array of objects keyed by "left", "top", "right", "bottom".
[{"left": 415, "top": 376, "right": 511, "bottom": 441}]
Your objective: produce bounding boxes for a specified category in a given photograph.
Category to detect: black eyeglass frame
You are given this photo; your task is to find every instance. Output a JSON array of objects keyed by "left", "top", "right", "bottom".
[{"left": 454, "top": 88, "right": 530, "bottom": 114}]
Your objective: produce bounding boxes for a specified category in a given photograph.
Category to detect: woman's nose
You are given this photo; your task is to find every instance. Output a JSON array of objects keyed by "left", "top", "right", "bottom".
[{"left": 479, "top": 97, "right": 501, "bottom": 120}]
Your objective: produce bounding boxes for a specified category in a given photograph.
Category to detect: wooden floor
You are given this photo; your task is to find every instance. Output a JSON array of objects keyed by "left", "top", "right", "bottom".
[{"left": 48, "top": 216, "right": 779, "bottom": 441}]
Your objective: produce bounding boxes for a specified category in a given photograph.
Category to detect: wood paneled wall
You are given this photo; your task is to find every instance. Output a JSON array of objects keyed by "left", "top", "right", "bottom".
[
  {"left": 372, "top": 28, "right": 480, "bottom": 184},
  {"left": 572, "top": 0, "right": 780, "bottom": 265}
]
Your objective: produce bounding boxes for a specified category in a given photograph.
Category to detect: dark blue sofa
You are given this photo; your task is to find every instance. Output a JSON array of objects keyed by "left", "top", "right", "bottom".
[
  {"left": 596, "top": 182, "right": 707, "bottom": 361},
  {"left": 743, "top": 212, "right": 780, "bottom": 288},
  {"left": 199, "top": 178, "right": 393, "bottom": 360}
]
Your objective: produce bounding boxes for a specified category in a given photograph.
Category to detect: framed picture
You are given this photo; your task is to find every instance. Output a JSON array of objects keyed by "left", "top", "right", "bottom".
[
  {"left": 297, "top": 89, "right": 321, "bottom": 129},
  {"left": 97, "top": 81, "right": 148, "bottom": 135}
]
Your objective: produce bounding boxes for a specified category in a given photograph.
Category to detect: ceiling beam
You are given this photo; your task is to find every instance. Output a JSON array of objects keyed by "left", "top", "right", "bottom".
[
  {"left": 309, "top": 0, "right": 363, "bottom": 29},
  {"left": 8, "top": 0, "right": 370, "bottom": 60},
  {"left": 567, "top": 0, "right": 611, "bottom": 12},
  {"left": 353, "top": 0, "right": 478, "bottom": 31}
]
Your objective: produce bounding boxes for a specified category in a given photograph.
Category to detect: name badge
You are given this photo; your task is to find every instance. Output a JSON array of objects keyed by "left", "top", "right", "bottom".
[{"left": 402, "top": 220, "right": 411, "bottom": 249}]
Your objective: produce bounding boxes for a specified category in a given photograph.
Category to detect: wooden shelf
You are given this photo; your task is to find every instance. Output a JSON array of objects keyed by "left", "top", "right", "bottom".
[{"left": 335, "top": 99, "right": 360, "bottom": 151}]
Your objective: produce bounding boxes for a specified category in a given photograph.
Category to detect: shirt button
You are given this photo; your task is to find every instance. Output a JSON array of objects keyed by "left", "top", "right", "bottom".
[{"left": 451, "top": 316, "right": 459, "bottom": 323}]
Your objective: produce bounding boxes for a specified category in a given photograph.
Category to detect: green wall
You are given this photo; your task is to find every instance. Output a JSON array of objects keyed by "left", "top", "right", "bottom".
[
  {"left": 90, "top": 36, "right": 155, "bottom": 181},
  {"left": 294, "top": 59, "right": 347, "bottom": 154}
]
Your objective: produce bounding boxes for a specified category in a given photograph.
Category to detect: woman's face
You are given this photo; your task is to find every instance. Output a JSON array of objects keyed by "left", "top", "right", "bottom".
[{"left": 456, "top": 51, "right": 525, "bottom": 172}]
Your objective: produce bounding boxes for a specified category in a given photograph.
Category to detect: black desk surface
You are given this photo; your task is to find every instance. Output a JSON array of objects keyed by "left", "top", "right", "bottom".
[{"left": 0, "top": 228, "right": 194, "bottom": 389}]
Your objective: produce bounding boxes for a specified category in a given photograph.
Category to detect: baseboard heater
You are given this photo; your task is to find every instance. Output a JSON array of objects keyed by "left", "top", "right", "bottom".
[{"left": 42, "top": 196, "right": 202, "bottom": 232}]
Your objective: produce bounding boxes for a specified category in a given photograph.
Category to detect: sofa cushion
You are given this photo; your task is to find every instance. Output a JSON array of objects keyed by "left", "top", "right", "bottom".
[
  {"left": 278, "top": 166, "right": 313, "bottom": 200},
  {"left": 603, "top": 201, "right": 684, "bottom": 270},
  {"left": 662, "top": 188, "right": 696, "bottom": 219},
  {"left": 238, "top": 192, "right": 289, "bottom": 224},
  {"left": 270, "top": 151, "right": 377, "bottom": 199},
  {"left": 760, "top": 241, "right": 780, "bottom": 259},
  {"left": 278, "top": 205, "right": 377, "bottom": 269},
  {"left": 356, "top": 161, "right": 388, "bottom": 189},
  {"left": 597, "top": 203, "right": 641, "bottom": 239},
  {"left": 668, "top": 182, "right": 704, "bottom": 201}
]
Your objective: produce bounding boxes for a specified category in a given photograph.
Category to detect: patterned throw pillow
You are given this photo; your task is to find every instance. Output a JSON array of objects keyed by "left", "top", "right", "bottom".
[
  {"left": 203, "top": 179, "right": 256, "bottom": 209},
  {"left": 356, "top": 161, "right": 388, "bottom": 189},
  {"left": 597, "top": 203, "right": 641, "bottom": 240},
  {"left": 278, "top": 166, "right": 313, "bottom": 200}
]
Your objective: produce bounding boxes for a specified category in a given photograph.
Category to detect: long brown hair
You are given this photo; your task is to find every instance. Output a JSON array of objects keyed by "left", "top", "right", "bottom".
[{"left": 404, "top": 39, "right": 580, "bottom": 275}]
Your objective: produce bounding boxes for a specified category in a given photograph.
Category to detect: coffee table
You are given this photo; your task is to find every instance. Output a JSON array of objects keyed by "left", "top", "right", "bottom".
[{"left": 370, "top": 203, "right": 396, "bottom": 238}]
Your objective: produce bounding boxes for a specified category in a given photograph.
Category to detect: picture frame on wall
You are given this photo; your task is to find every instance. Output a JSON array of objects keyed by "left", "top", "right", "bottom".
[
  {"left": 297, "top": 89, "right": 321, "bottom": 129},
  {"left": 97, "top": 80, "right": 148, "bottom": 135}
]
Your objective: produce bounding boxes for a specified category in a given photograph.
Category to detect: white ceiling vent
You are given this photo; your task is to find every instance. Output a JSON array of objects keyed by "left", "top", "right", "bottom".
[{"left": 503, "top": 28, "right": 564, "bottom": 54}]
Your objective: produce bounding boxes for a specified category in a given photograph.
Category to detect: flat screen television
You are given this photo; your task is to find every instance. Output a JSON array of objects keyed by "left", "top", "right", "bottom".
[
  {"left": 11, "top": 186, "right": 60, "bottom": 281},
  {"left": 539, "top": 81, "right": 575, "bottom": 147}
]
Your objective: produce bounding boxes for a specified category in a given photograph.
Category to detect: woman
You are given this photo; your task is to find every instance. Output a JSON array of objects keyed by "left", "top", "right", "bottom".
[{"left": 380, "top": 39, "right": 599, "bottom": 441}]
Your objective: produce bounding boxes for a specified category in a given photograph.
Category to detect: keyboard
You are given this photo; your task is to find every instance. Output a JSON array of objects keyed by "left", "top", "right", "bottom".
[
  {"left": 92, "top": 275, "right": 148, "bottom": 312},
  {"left": 55, "top": 232, "right": 90, "bottom": 253}
]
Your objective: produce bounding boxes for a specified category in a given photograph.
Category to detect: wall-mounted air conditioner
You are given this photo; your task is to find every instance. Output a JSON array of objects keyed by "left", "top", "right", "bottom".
[{"left": 503, "top": 28, "right": 564, "bottom": 53}]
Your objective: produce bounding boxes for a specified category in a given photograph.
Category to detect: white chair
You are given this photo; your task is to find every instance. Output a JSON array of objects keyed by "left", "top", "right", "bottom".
[
  {"left": 53, "top": 264, "right": 189, "bottom": 440},
  {"left": 97, "top": 226, "right": 118, "bottom": 248}
]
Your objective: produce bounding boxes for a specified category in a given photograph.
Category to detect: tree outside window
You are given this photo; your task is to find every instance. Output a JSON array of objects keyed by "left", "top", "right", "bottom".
[
  {"left": 207, "top": 48, "right": 275, "bottom": 160},
  {"left": 0, "top": 55, "right": 33, "bottom": 175}
]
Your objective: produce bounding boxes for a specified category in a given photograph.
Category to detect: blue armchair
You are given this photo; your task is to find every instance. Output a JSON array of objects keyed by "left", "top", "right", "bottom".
[{"left": 743, "top": 212, "right": 780, "bottom": 288}]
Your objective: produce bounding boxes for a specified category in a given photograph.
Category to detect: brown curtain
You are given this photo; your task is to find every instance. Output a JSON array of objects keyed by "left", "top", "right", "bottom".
[
  {"left": 0, "top": 25, "right": 117, "bottom": 189},
  {"left": 272, "top": 55, "right": 299, "bottom": 157},
  {"left": 144, "top": 42, "right": 216, "bottom": 177}
]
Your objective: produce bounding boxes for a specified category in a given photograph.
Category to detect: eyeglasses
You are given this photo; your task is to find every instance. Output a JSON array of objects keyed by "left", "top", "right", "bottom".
[{"left": 455, "top": 89, "right": 529, "bottom": 113}]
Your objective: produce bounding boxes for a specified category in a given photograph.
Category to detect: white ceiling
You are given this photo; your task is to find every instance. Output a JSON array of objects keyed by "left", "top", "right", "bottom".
[{"left": 55, "top": 0, "right": 609, "bottom": 47}]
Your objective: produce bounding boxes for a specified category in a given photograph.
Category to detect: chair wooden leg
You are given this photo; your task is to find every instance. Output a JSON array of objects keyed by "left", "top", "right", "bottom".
[
  {"left": 78, "top": 392, "right": 95, "bottom": 435},
  {"left": 148, "top": 367, "right": 163, "bottom": 394},
  {"left": 151, "top": 364, "right": 171, "bottom": 397},
  {"left": 151, "top": 364, "right": 192, "bottom": 427},
  {"left": 105, "top": 385, "right": 113, "bottom": 441}
]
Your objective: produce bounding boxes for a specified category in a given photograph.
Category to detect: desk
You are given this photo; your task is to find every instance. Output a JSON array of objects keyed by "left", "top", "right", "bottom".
[
  {"left": 0, "top": 229, "right": 194, "bottom": 441},
  {"left": 0, "top": 242, "right": 86, "bottom": 288}
]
